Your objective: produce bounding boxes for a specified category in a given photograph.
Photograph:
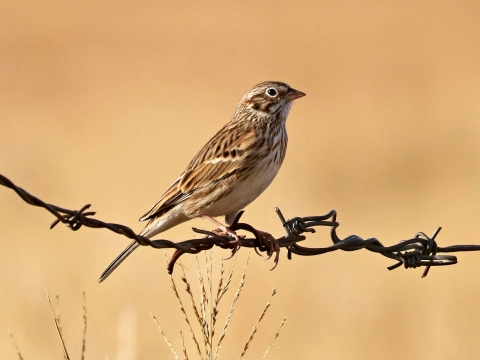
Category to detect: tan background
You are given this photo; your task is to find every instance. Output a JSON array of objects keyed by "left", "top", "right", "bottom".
[{"left": 1, "top": 0, "right": 480, "bottom": 358}]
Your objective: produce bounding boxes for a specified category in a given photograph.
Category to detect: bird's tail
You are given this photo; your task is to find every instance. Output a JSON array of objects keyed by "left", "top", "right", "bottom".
[
  {"left": 98, "top": 210, "right": 188, "bottom": 282},
  {"left": 98, "top": 240, "right": 140, "bottom": 283}
]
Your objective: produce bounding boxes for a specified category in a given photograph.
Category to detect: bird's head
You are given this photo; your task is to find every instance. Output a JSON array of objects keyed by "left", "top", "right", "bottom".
[{"left": 240, "top": 81, "right": 305, "bottom": 117}]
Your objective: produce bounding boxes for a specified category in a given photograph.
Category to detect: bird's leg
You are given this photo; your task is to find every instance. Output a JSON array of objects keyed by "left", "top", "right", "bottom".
[
  {"left": 202, "top": 215, "right": 240, "bottom": 239},
  {"left": 202, "top": 215, "right": 243, "bottom": 254}
]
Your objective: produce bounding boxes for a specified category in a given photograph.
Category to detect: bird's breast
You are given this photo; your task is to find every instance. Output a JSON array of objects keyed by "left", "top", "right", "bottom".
[{"left": 200, "top": 132, "right": 287, "bottom": 217}]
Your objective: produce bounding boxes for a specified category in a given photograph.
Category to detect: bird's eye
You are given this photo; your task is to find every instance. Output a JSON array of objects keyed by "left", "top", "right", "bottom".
[{"left": 266, "top": 88, "right": 278, "bottom": 97}]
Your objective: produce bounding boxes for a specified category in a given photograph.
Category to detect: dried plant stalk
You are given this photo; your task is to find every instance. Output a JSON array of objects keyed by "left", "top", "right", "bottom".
[
  {"left": 214, "top": 253, "right": 249, "bottom": 360},
  {"left": 216, "top": 265, "right": 234, "bottom": 309},
  {"left": 164, "top": 251, "right": 204, "bottom": 359},
  {"left": 8, "top": 330, "right": 24, "bottom": 360},
  {"left": 196, "top": 256, "right": 211, "bottom": 358},
  {"left": 180, "top": 331, "right": 189, "bottom": 360},
  {"left": 152, "top": 314, "right": 179, "bottom": 360},
  {"left": 81, "top": 291, "right": 87, "bottom": 360},
  {"left": 238, "top": 288, "right": 277, "bottom": 359},
  {"left": 180, "top": 266, "right": 204, "bottom": 333},
  {"left": 170, "top": 273, "right": 203, "bottom": 359},
  {"left": 158, "top": 250, "right": 286, "bottom": 360},
  {"left": 55, "top": 295, "right": 62, "bottom": 336},
  {"left": 262, "top": 317, "right": 287, "bottom": 359},
  {"left": 45, "top": 287, "right": 71, "bottom": 360},
  {"left": 211, "top": 259, "right": 225, "bottom": 336},
  {"left": 207, "top": 250, "right": 214, "bottom": 358}
]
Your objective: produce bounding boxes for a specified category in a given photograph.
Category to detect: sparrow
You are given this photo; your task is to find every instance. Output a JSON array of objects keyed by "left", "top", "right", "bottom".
[{"left": 99, "top": 81, "right": 305, "bottom": 282}]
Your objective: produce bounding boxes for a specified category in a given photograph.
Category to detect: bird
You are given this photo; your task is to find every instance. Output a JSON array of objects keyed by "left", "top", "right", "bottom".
[{"left": 99, "top": 81, "right": 305, "bottom": 282}]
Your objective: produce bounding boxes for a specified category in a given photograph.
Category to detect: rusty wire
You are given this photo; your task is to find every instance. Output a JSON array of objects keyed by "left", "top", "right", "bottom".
[{"left": 2, "top": 173, "right": 480, "bottom": 277}]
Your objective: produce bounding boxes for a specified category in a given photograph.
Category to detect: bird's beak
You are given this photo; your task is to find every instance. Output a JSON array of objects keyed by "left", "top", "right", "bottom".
[{"left": 285, "top": 88, "right": 306, "bottom": 101}]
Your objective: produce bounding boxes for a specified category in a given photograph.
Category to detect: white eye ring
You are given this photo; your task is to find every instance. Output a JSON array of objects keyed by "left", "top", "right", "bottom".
[{"left": 266, "top": 88, "right": 278, "bottom": 97}]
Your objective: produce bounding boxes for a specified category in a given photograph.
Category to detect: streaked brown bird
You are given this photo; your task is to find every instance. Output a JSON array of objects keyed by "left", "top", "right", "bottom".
[{"left": 99, "top": 81, "right": 305, "bottom": 282}]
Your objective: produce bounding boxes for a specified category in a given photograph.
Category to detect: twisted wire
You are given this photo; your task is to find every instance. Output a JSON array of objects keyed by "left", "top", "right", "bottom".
[{"left": 1, "top": 173, "right": 478, "bottom": 277}]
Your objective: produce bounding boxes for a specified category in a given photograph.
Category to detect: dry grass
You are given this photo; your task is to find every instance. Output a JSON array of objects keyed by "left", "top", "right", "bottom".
[
  {"left": 238, "top": 288, "right": 278, "bottom": 359},
  {"left": 9, "top": 288, "right": 87, "bottom": 360},
  {"left": 168, "top": 258, "right": 204, "bottom": 359},
  {"left": 152, "top": 250, "right": 287, "bottom": 360},
  {"left": 8, "top": 330, "right": 24, "bottom": 360},
  {"left": 45, "top": 287, "right": 71, "bottom": 360},
  {"left": 213, "top": 254, "right": 249, "bottom": 360},
  {"left": 81, "top": 292, "right": 87, "bottom": 360},
  {"left": 152, "top": 314, "right": 179, "bottom": 359},
  {"left": 263, "top": 317, "right": 287, "bottom": 360},
  {"left": 180, "top": 331, "right": 189, "bottom": 360},
  {"left": 9, "top": 252, "right": 286, "bottom": 359}
]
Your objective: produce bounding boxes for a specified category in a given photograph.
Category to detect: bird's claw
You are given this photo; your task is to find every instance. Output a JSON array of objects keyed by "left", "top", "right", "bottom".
[
  {"left": 208, "top": 227, "right": 244, "bottom": 260},
  {"left": 256, "top": 230, "right": 280, "bottom": 270}
]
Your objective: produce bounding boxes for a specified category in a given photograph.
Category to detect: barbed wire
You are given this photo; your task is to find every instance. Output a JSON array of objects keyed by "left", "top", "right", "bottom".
[{"left": 2, "top": 173, "right": 480, "bottom": 277}]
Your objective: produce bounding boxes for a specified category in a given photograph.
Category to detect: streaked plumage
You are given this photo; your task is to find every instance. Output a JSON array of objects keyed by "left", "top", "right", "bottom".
[{"left": 99, "top": 81, "right": 305, "bottom": 282}]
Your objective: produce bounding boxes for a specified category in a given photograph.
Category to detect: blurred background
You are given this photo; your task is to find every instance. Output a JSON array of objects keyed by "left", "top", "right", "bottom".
[{"left": 1, "top": 0, "right": 480, "bottom": 358}]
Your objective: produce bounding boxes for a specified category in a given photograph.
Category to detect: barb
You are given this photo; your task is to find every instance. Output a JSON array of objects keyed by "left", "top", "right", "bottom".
[{"left": 2, "top": 173, "right": 480, "bottom": 277}]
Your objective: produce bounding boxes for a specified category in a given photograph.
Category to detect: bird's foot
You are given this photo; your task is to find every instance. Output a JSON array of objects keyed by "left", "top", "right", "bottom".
[
  {"left": 228, "top": 219, "right": 281, "bottom": 270},
  {"left": 198, "top": 214, "right": 279, "bottom": 267},
  {"left": 207, "top": 227, "right": 244, "bottom": 259},
  {"left": 202, "top": 215, "right": 244, "bottom": 257},
  {"left": 256, "top": 230, "right": 280, "bottom": 270}
]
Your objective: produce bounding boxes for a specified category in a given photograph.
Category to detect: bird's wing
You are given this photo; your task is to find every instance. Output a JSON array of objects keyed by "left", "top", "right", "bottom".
[{"left": 139, "top": 123, "right": 256, "bottom": 222}]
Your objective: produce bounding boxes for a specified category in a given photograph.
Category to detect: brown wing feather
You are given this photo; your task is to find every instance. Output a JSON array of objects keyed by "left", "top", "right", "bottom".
[
  {"left": 139, "top": 179, "right": 185, "bottom": 221},
  {"left": 139, "top": 122, "right": 256, "bottom": 222}
]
